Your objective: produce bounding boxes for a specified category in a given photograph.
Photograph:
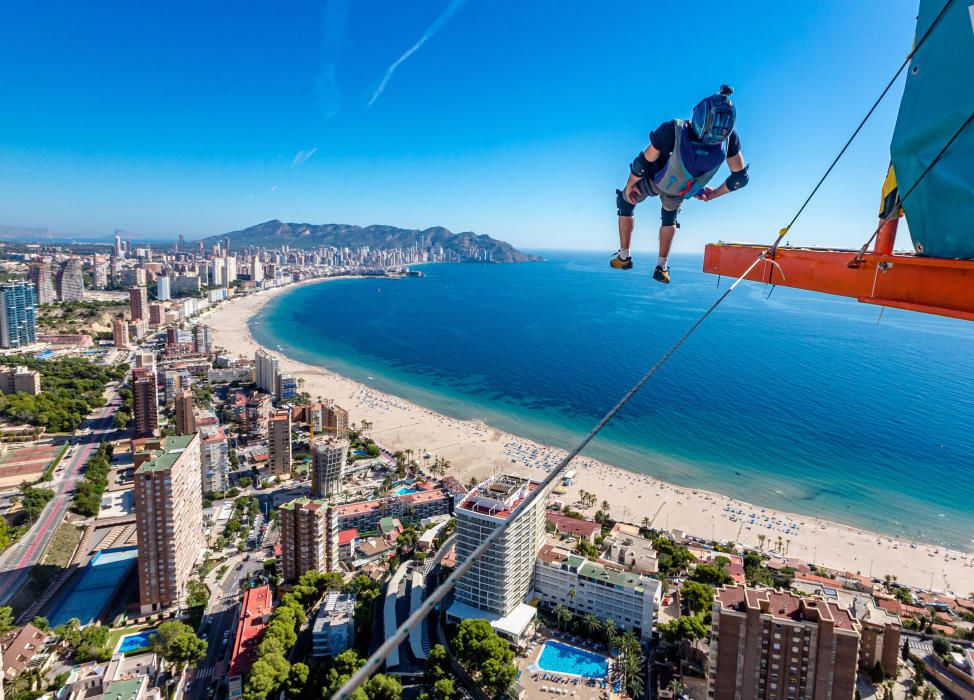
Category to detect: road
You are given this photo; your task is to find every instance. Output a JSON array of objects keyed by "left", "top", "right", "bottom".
[
  {"left": 0, "top": 388, "right": 120, "bottom": 605},
  {"left": 185, "top": 549, "right": 267, "bottom": 699}
]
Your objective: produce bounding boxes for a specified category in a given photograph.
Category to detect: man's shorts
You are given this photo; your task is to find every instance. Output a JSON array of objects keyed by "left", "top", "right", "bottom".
[{"left": 619, "top": 177, "right": 682, "bottom": 225}]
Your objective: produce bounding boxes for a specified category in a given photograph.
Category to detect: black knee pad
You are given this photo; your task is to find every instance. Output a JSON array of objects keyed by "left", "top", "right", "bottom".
[
  {"left": 616, "top": 189, "right": 635, "bottom": 217},
  {"left": 661, "top": 207, "right": 680, "bottom": 227}
]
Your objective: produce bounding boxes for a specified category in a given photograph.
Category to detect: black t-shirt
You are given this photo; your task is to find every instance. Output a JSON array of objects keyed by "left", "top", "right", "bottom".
[{"left": 648, "top": 120, "right": 741, "bottom": 177}]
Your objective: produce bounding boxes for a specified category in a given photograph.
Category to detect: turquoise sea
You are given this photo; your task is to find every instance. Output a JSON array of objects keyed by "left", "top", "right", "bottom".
[{"left": 250, "top": 252, "right": 974, "bottom": 550}]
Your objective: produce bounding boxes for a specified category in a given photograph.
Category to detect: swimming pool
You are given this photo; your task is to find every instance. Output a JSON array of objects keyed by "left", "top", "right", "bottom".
[
  {"left": 118, "top": 629, "right": 157, "bottom": 653},
  {"left": 47, "top": 546, "right": 139, "bottom": 628},
  {"left": 393, "top": 485, "right": 418, "bottom": 495},
  {"left": 536, "top": 641, "right": 608, "bottom": 678}
]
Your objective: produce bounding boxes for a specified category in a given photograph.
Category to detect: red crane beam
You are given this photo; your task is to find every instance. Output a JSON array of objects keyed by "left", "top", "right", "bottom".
[{"left": 702, "top": 242, "right": 974, "bottom": 322}]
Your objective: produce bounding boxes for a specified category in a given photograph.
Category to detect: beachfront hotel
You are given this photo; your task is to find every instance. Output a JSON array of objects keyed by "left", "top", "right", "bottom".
[
  {"left": 133, "top": 433, "right": 204, "bottom": 612},
  {"left": 532, "top": 544, "right": 662, "bottom": 641},
  {"left": 447, "top": 473, "right": 546, "bottom": 645},
  {"left": 707, "top": 586, "right": 860, "bottom": 700},
  {"left": 278, "top": 497, "right": 328, "bottom": 581},
  {"left": 310, "top": 437, "right": 348, "bottom": 498}
]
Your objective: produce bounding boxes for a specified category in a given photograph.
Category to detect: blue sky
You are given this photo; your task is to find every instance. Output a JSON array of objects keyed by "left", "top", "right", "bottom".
[{"left": 0, "top": 1, "right": 919, "bottom": 251}]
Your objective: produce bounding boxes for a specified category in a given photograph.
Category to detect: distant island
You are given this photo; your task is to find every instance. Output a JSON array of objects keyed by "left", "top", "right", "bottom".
[{"left": 201, "top": 220, "right": 542, "bottom": 263}]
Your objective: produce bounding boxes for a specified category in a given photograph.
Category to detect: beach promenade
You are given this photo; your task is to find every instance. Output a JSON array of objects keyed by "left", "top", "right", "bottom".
[{"left": 205, "top": 281, "right": 974, "bottom": 594}]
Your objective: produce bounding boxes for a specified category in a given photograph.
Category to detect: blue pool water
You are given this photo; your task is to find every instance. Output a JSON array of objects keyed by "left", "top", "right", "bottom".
[
  {"left": 118, "top": 629, "right": 156, "bottom": 653},
  {"left": 47, "top": 546, "right": 139, "bottom": 628},
  {"left": 537, "top": 641, "right": 608, "bottom": 678},
  {"left": 393, "top": 485, "right": 419, "bottom": 495},
  {"left": 353, "top": 449, "right": 369, "bottom": 458}
]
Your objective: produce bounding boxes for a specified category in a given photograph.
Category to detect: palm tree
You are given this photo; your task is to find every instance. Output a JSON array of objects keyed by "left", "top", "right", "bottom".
[
  {"left": 786, "top": 538, "right": 791, "bottom": 555},
  {"left": 554, "top": 604, "right": 571, "bottom": 631},
  {"left": 601, "top": 499, "right": 611, "bottom": 514},
  {"left": 582, "top": 613, "right": 601, "bottom": 638},
  {"left": 641, "top": 516, "right": 651, "bottom": 532},
  {"left": 776, "top": 535, "right": 784, "bottom": 552},
  {"left": 568, "top": 586, "right": 576, "bottom": 607},
  {"left": 603, "top": 618, "right": 617, "bottom": 644},
  {"left": 757, "top": 533, "right": 766, "bottom": 550}
]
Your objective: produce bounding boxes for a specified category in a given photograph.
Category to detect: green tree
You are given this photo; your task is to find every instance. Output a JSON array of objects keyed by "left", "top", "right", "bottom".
[
  {"left": 169, "top": 633, "right": 207, "bottom": 669},
  {"left": 691, "top": 563, "right": 732, "bottom": 587},
  {"left": 553, "top": 604, "right": 572, "bottom": 631},
  {"left": 0, "top": 606, "right": 14, "bottom": 633},
  {"left": 187, "top": 579, "right": 209, "bottom": 609},
  {"left": 363, "top": 674, "right": 402, "bottom": 700},
  {"left": 30, "top": 616, "right": 49, "bottom": 631},
  {"left": 452, "top": 619, "right": 516, "bottom": 697},
  {"left": 426, "top": 644, "right": 450, "bottom": 681},
  {"left": 431, "top": 678, "right": 456, "bottom": 700},
  {"left": 582, "top": 613, "right": 601, "bottom": 638},
  {"left": 286, "top": 663, "right": 309, "bottom": 698},
  {"left": 932, "top": 635, "right": 951, "bottom": 657},
  {"left": 681, "top": 581, "right": 716, "bottom": 614}
]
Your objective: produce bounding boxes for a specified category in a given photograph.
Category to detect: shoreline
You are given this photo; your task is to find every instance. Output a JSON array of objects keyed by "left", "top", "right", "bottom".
[{"left": 204, "top": 279, "right": 974, "bottom": 594}]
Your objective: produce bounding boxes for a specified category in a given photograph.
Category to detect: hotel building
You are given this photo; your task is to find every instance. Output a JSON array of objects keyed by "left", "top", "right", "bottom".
[
  {"left": 707, "top": 586, "right": 860, "bottom": 700},
  {"left": 447, "top": 474, "right": 546, "bottom": 644},
  {"left": 133, "top": 433, "right": 204, "bottom": 612},
  {"left": 533, "top": 544, "right": 662, "bottom": 641}
]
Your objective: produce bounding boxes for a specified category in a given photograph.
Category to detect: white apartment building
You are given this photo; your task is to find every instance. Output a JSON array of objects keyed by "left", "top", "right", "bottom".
[
  {"left": 447, "top": 474, "right": 546, "bottom": 645},
  {"left": 311, "top": 592, "right": 355, "bottom": 657},
  {"left": 533, "top": 544, "right": 662, "bottom": 641}
]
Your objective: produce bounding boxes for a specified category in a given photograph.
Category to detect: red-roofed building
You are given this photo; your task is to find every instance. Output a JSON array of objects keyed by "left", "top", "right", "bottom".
[
  {"left": 337, "top": 528, "right": 358, "bottom": 561},
  {"left": 228, "top": 585, "right": 273, "bottom": 699},
  {"left": 545, "top": 512, "right": 601, "bottom": 544}
]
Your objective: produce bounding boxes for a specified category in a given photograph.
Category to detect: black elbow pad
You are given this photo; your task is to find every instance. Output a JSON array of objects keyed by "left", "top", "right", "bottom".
[
  {"left": 630, "top": 152, "right": 651, "bottom": 178},
  {"left": 725, "top": 165, "right": 749, "bottom": 191}
]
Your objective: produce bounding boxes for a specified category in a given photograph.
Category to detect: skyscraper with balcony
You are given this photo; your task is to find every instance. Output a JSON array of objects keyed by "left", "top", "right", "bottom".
[
  {"left": 132, "top": 367, "right": 159, "bottom": 438},
  {"left": 447, "top": 474, "right": 546, "bottom": 644},
  {"left": 0, "top": 282, "right": 38, "bottom": 349},
  {"left": 311, "top": 437, "right": 348, "bottom": 498},
  {"left": 112, "top": 318, "right": 130, "bottom": 349},
  {"left": 57, "top": 258, "right": 85, "bottom": 301},
  {"left": 29, "top": 261, "right": 56, "bottom": 305},
  {"left": 254, "top": 350, "right": 279, "bottom": 396},
  {"left": 174, "top": 390, "right": 196, "bottom": 436},
  {"left": 129, "top": 286, "right": 148, "bottom": 322},
  {"left": 156, "top": 275, "right": 171, "bottom": 301},
  {"left": 268, "top": 409, "right": 292, "bottom": 477},
  {"left": 134, "top": 433, "right": 204, "bottom": 612},
  {"left": 279, "top": 498, "right": 328, "bottom": 581},
  {"left": 707, "top": 586, "right": 860, "bottom": 700}
]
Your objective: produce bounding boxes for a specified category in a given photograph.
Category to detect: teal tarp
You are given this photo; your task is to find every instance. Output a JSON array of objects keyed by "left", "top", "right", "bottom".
[{"left": 890, "top": 0, "right": 974, "bottom": 259}]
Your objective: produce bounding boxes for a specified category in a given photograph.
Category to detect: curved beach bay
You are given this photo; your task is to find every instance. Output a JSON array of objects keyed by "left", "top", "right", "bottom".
[{"left": 206, "top": 252, "right": 974, "bottom": 592}]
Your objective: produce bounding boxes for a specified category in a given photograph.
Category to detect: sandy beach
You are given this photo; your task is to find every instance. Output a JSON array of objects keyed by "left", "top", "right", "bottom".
[{"left": 204, "top": 279, "right": 974, "bottom": 594}]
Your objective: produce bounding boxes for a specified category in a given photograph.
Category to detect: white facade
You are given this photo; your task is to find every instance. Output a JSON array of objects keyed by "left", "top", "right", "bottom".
[
  {"left": 453, "top": 474, "right": 546, "bottom": 617},
  {"left": 533, "top": 545, "right": 662, "bottom": 641},
  {"left": 311, "top": 592, "right": 355, "bottom": 657},
  {"left": 311, "top": 438, "right": 348, "bottom": 498},
  {"left": 254, "top": 350, "right": 278, "bottom": 395}
]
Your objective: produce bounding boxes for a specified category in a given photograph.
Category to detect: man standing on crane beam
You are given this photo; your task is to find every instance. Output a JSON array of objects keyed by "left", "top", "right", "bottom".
[{"left": 612, "top": 85, "right": 750, "bottom": 283}]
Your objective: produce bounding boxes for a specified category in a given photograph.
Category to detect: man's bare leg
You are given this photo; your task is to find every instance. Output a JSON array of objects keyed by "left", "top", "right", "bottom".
[
  {"left": 657, "top": 224, "right": 676, "bottom": 268},
  {"left": 618, "top": 216, "right": 634, "bottom": 256}
]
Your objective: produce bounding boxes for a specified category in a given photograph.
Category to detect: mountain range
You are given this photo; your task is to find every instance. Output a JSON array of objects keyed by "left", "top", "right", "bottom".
[{"left": 201, "top": 220, "right": 540, "bottom": 263}]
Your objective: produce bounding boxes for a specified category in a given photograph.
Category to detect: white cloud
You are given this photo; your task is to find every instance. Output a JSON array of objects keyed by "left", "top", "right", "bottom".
[
  {"left": 368, "top": 0, "right": 468, "bottom": 108},
  {"left": 290, "top": 148, "right": 318, "bottom": 168},
  {"left": 270, "top": 185, "right": 278, "bottom": 192}
]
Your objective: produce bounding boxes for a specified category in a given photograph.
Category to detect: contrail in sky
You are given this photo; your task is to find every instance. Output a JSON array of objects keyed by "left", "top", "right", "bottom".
[{"left": 368, "top": 0, "right": 468, "bottom": 107}]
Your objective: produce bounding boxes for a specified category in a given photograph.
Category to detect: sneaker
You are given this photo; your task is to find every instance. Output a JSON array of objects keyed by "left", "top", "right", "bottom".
[
  {"left": 610, "top": 253, "right": 633, "bottom": 270},
  {"left": 653, "top": 265, "right": 670, "bottom": 284}
]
